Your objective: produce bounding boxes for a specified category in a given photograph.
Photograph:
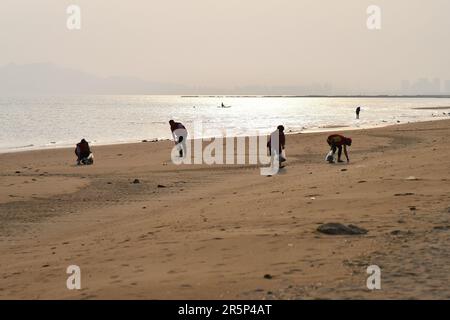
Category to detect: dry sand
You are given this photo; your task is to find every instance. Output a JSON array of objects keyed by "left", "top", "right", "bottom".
[{"left": 0, "top": 120, "right": 449, "bottom": 299}]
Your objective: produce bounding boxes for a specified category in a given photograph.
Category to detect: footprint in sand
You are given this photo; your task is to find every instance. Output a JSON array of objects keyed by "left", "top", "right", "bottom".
[
  {"left": 394, "top": 193, "right": 415, "bottom": 196},
  {"left": 110, "top": 280, "right": 122, "bottom": 284}
]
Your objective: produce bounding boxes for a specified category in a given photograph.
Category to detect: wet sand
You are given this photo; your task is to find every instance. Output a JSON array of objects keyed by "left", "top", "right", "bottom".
[{"left": 0, "top": 120, "right": 449, "bottom": 299}]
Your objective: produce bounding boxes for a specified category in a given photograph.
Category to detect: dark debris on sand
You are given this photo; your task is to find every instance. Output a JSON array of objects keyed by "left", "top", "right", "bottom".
[{"left": 317, "top": 223, "right": 368, "bottom": 235}]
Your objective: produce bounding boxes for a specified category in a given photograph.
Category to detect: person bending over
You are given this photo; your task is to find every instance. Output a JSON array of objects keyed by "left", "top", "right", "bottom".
[
  {"left": 327, "top": 134, "right": 352, "bottom": 163},
  {"left": 169, "top": 120, "right": 188, "bottom": 157}
]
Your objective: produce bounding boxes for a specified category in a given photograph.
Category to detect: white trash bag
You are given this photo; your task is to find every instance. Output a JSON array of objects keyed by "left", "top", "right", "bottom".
[
  {"left": 80, "top": 153, "right": 94, "bottom": 165},
  {"left": 325, "top": 150, "right": 335, "bottom": 163}
]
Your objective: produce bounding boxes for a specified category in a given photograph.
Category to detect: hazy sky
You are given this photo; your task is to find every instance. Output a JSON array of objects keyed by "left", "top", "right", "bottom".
[{"left": 1, "top": 0, "right": 450, "bottom": 93}]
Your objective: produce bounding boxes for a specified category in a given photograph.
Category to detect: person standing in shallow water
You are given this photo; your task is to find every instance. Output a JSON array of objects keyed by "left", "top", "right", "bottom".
[{"left": 356, "top": 106, "right": 361, "bottom": 119}]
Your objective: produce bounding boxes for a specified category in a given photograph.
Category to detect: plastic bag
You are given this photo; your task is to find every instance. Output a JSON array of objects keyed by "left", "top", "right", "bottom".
[{"left": 325, "top": 150, "right": 334, "bottom": 163}]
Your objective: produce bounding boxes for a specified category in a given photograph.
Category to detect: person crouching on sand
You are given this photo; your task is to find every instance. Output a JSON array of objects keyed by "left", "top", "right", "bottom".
[
  {"left": 169, "top": 120, "right": 188, "bottom": 157},
  {"left": 327, "top": 134, "right": 352, "bottom": 163},
  {"left": 267, "top": 125, "right": 286, "bottom": 168},
  {"left": 75, "top": 139, "right": 93, "bottom": 165}
]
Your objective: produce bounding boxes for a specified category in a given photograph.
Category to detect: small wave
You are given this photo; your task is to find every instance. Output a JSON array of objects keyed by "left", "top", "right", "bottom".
[
  {"left": 15, "top": 144, "right": 35, "bottom": 149},
  {"left": 150, "top": 121, "right": 167, "bottom": 124}
]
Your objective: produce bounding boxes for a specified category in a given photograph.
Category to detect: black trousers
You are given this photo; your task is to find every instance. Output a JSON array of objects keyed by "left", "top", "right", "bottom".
[{"left": 329, "top": 143, "right": 342, "bottom": 159}]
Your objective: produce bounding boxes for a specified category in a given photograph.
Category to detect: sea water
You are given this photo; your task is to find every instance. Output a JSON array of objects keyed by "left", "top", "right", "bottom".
[{"left": 1, "top": 95, "right": 449, "bottom": 153}]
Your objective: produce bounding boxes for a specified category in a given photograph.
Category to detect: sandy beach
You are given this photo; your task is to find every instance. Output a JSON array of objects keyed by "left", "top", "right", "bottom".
[{"left": 0, "top": 119, "right": 449, "bottom": 299}]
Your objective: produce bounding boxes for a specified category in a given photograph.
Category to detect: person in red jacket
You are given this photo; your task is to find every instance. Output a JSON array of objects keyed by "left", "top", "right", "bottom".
[
  {"left": 75, "top": 139, "right": 92, "bottom": 165},
  {"left": 327, "top": 134, "right": 352, "bottom": 163}
]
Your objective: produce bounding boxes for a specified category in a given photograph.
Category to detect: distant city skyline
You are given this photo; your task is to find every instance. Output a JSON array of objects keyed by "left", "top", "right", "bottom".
[
  {"left": 401, "top": 78, "right": 450, "bottom": 95},
  {"left": 1, "top": 62, "right": 450, "bottom": 96},
  {"left": 1, "top": 0, "right": 450, "bottom": 95},
  {"left": 0, "top": 0, "right": 450, "bottom": 95}
]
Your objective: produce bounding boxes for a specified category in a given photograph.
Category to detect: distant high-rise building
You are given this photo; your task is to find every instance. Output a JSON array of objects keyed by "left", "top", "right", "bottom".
[
  {"left": 404, "top": 78, "right": 442, "bottom": 95},
  {"left": 445, "top": 80, "right": 450, "bottom": 94},
  {"left": 401, "top": 80, "right": 410, "bottom": 95},
  {"left": 415, "top": 78, "right": 429, "bottom": 95},
  {"left": 431, "top": 78, "right": 441, "bottom": 94}
]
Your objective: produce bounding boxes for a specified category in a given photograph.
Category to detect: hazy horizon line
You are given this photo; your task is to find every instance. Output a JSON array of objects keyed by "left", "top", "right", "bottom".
[{"left": 1, "top": 62, "right": 450, "bottom": 96}]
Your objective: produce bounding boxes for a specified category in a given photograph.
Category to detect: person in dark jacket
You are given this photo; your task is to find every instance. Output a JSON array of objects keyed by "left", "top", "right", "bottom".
[
  {"left": 356, "top": 106, "right": 361, "bottom": 119},
  {"left": 169, "top": 120, "right": 188, "bottom": 157},
  {"left": 327, "top": 134, "right": 352, "bottom": 163},
  {"left": 267, "top": 125, "right": 286, "bottom": 168},
  {"left": 75, "top": 139, "right": 92, "bottom": 165}
]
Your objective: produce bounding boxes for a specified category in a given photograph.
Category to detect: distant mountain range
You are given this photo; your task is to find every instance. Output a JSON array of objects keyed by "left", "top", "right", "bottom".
[
  {"left": 0, "top": 63, "right": 192, "bottom": 95},
  {"left": 2, "top": 63, "right": 449, "bottom": 97},
  {"left": 0, "top": 63, "right": 335, "bottom": 96}
]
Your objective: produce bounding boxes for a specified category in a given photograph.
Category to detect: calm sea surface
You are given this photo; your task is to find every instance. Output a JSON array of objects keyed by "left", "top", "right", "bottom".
[{"left": 1, "top": 95, "right": 449, "bottom": 152}]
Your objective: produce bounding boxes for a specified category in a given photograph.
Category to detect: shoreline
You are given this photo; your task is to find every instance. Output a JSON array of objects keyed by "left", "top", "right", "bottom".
[
  {"left": 181, "top": 95, "right": 450, "bottom": 98},
  {"left": 1, "top": 116, "right": 448, "bottom": 155}
]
